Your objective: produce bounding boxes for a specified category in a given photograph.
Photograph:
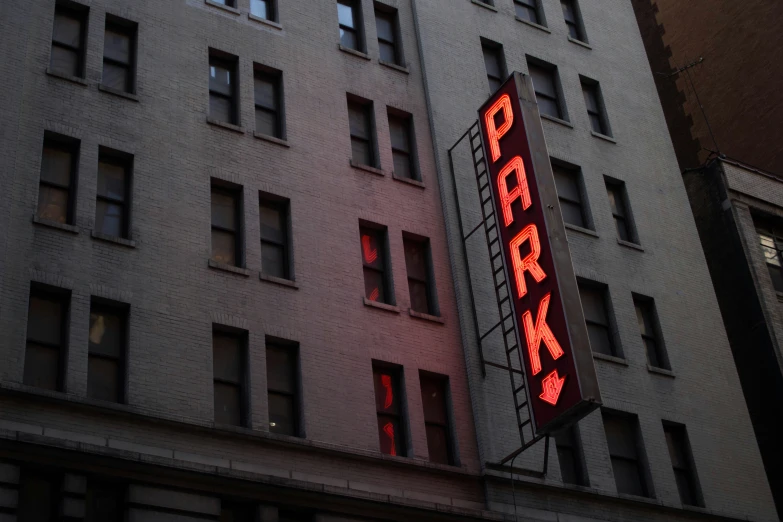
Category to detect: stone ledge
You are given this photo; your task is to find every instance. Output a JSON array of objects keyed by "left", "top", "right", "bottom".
[
  {"left": 32, "top": 215, "right": 79, "bottom": 234},
  {"left": 248, "top": 13, "right": 282, "bottom": 29},
  {"left": 98, "top": 84, "right": 139, "bottom": 101},
  {"left": 567, "top": 36, "right": 592, "bottom": 49},
  {"left": 540, "top": 113, "right": 573, "bottom": 128},
  {"left": 46, "top": 68, "right": 88, "bottom": 86},
  {"left": 470, "top": 0, "right": 497, "bottom": 12},
  {"left": 206, "top": 117, "right": 245, "bottom": 134},
  {"left": 409, "top": 308, "right": 444, "bottom": 324},
  {"left": 647, "top": 365, "right": 675, "bottom": 378},
  {"left": 617, "top": 238, "right": 644, "bottom": 251},
  {"left": 204, "top": 0, "right": 240, "bottom": 15},
  {"left": 363, "top": 297, "right": 400, "bottom": 313},
  {"left": 208, "top": 259, "right": 251, "bottom": 277},
  {"left": 379, "top": 60, "right": 410, "bottom": 74},
  {"left": 392, "top": 173, "right": 425, "bottom": 188},
  {"left": 564, "top": 223, "right": 598, "bottom": 238},
  {"left": 515, "top": 17, "right": 551, "bottom": 33},
  {"left": 91, "top": 230, "right": 136, "bottom": 248},
  {"left": 260, "top": 272, "right": 298, "bottom": 288},
  {"left": 253, "top": 131, "right": 290, "bottom": 147},
  {"left": 350, "top": 159, "right": 385, "bottom": 176},
  {"left": 591, "top": 130, "right": 616, "bottom": 143},
  {"left": 592, "top": 352, "right": 628, "bottom": 366},
  {"left": 338, "top": 44, "right": 371, "bottom": 60}
]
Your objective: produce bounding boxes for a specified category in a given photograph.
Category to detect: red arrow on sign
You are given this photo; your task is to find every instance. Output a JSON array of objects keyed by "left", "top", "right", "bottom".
[{"left": 539, "top": 370, "right": 566, "bottom": 405}]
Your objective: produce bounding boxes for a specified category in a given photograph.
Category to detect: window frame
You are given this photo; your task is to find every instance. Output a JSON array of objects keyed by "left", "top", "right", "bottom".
[
  {"left": 337, "top": 0, "right": 365, "bottom": 52},
  {"left": 359, "top": 222, "right": 394, "bottom": 305},
  {"left": 552, "top": 159, "right": 591, "bottom": 230},
  {"left": 580, "top": 76, "right": 611, "bottom": 137},
  {"left": 632, "top": 294, "right": 670, "bottom": 370},
  {"left": 419, "top": 371, "right": 456, "bottom": 466},
  {"left": 602, "top": 410, "right": 654, "bottom": 499},
  {"left": 259, "top": 192, "right": 293, "bottom": 281},
  {"left": 87, "top": 298, "right": 129, "bottom": 404},
  {"left": 266, "top": 337, "right": 301, "bottom": 437},
  {"left": 403, "top": 232, "right": 439, "bottom": 316},
  {"left": 374, "top": 3, "right": 403, "bottom": 66},
  {"left": 38, "top": 131, "right": 80, "bottom": 226},
  {"left": 50, "top": 1, "right": 88, "bottom": 78},
  {"left": 210, "top": 181, "right": 244, "bottom": 268},
  {"left": 208, "top": 50, "right": 240, "bottom": 126},
  {"left": 554, "top": 424, "right": 588, "bottom": 486},
  {"left": 514, "top": 0, "right": 545, "bottom": 26},
  {"left": 754, "top": 216, "right": 783, "bottom": 293},
  {"left": 212, "top": 326, "right": 249, "bottom": 427},
  {"left": 347, "top": 95, "right": 378, "bottom": 168},
  {"left": 481, "top": 39, "right": 507, "bottom": 95},
  {"left": 253, "top": 64, "right": 284, "bottom": 140},
  {"left": 604, "top": 176, "right": 638, "bottom": 244},
  {"left": 662, "top": 421, "right": 704, "bottom": 507},
  {"left": 577, "top": 279, "right": 621, "bottom": 358},
  {"left": 95, "top": 146, "right": 133, "bottom": 239},
  {"left": 372, "top": 362, "right": 408, "bottom": 458},
  {"left": 387, "top": 107, "right": 419, "bottom": 182},
  {"left": 561, "top": 0, "right": 587, "bottom": 43},
  {"left": 102, "top": 15, "right": 138, "bottom": 94},
  {"left": 250, "top": 0, "right": 277, "bottom": 22},
  {"left": 24, "top": 283, "right": 71, "bottom": 392},
  {"left": 526, "top": 56, "right": 568, "bottom": 121}
]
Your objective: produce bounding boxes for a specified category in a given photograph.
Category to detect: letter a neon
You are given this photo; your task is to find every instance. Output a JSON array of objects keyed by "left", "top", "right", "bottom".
[
  {"left": 510, "top": 224, "right": 546, "bottom": 299},
  {"left": 497, "top": 156, "right": 532, "bottom": 227},
  {"left": 484, "top": 94, "right": 513, "bottom": 163},
  {"left": 522, "top": 293, "right": 565, "bottom": 375}
]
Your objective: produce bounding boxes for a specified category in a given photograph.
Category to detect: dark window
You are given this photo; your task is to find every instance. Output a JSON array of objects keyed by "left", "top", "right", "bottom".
[
  {"left": 663, "top": 423, "right": 703, "bottom": 506},
  {"left": 337, "top": 0, "right": 363, "bottom": 51},
  {"left": 605, "top": 178, "right": 636, "bottom": 243},
  {"left": 221, "top": 501, "right": 255, "bottom": 522},
  {"left": 515, "top": 0, "right": 542, "bottom": 24},
  {"left": 376, "top": 6, "right": 402, "bottom": 65},
  {"left": 388, "top": 109, "right": 418, "bottom": 181},
  {"left": 211, "top": 183, "right": 242, "bottom": 267},
  {"left": 404, "top": 234, "right": 437, "bottom": 315},
  {"left": 755, "top": 219, "right": 783, "bottom": 293},
  {"left": 102, "top": 17, "right": 137, "bottom": 93},
  {"left": 96, "top": 148, "right": 132, "bottom": 239},
  {"left": 528, "top": 60, "right": 564, "bottom": 120},
  {"left": 209, "top": 52, "right": 239, "bottom": 125},
  {"left": 88, "top": 300, "right": 127, "bottom": 403},
  {"left": 634, "top": 296, "right": 669, "bottom": 369},
  {"left": 266, "top": 339, "right": 299, "bottom": 436},
  {"left": 212, "top": 0, "right": 237, "bottom": 7},
  {"left": 24, "top": 285, "right": 70, "bottom": 391},
  {"left": 482, "top": 41, "right": 506, "bottom": 94},
  {"left": 251, "top": 0, "right": 276, "bottom": 21},
  {"left": 360, "top": 224, "right": 392, "bottom": 304},
  {"left": 259, "top": 194, "right": 291, "bottom": 280},
  {"left": 578, "top": 281, "right": 618, "bottom": 357},
  {"left": 554, "top": 425, "right": 587, "bottom": 486},
  {"left": 254, "top": 66, "right": 283, "bottom": 139},
  {"left": 582, "top": 79, "right": 609, "bottom": 135},
  {"left": 348, "top": 97, "right": 376, "bottom": 167},
  {"left": 50, "top": 2, "right": 87, "bottom": 78},
  {"left": 373, "top": 364, "right": 406, "bottom": 457},
  {"left": 18, "top": 470, "right": 125, "bottom": 522},
  {"left": 553, "top": 163, "right": 587, "bottom": 228},
  {"left": 419, "top": 372, "right": 453, "bottom": 465},
  {"left": 213, "top": 329, "right": 247, "bottom": 427},
  {"left": 561, "top": 0, "right": 585, "bottom": 41},
  {"left": 86, "top": 479, "right": 126, "bottom": 521},
  {"left": 17, "top": 469, "right": 59, "bottom": 521},
  {"left": 603, "top": 412, "right": 651, "bottom": 497},
  {"left": 38, "top": 133, "right": 79, "bottom": 225}
]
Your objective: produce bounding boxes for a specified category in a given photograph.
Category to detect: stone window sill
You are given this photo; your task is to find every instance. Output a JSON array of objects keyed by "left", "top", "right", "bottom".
[
  {"left": 208, "top": 259, "right": 250, "bottom": 277},
  {"left": 617, "top": 238, "right": 644, "bottom": 252},
  {"left": 470, "top": 0, "right": 497, "bottom": 12},
  {"left": 567, "top": 36, "right": 592, "bottom": 49},
  {"left": 207, "top": 118, "right": 245, "bottom": 134},
  {"left": 338, "top": 44, "right": 371, "bottom": 61},
  {"left": 46, "top": 68, "right": 88, "bottom": 86},
  {"left": 205, "top": 0, "right": 240, "bottom": 15},
  {"left": 392, "top": 173, "right": 424, "bottom": 188},
  {"left": 540, "top": 113, "right": 573, "bottom": 128},
  {"left": 379, "top": 60, "right": 409, "bottom": 74},
  {"left": 260, "top": 272, "right": 298, "bottom": 289},
  {"left": 253, "top": 132, "right": 290, "bottom": 147},
  {"left": 32, "top": 215, "right": 79, "bottom": 234},
  {"left": 248, "top": 13, "right": 282, "bottom": 29},
  {"left": 364, "top": 298, "right": 400, "bottom": 313},
  {"left": 350, "top": 159, "right": 385, "bottom": 176},
  {"left": 91, "top": 230, "right": 136, "bottom": 248},
  {"left": 564, "top": 223, "right": 598, "bottom": 238},
  {"left": 647, "top": 365, "right": 675, "bottom": 378},
  {"left": 409, "top": 308, "right": 444, "bottom": 324},
  {"left": 591, "top": 130, "right": 616, "bottom": 143},
  {"left": 98, "top": 84, "right": 139, "bottom": 102},
  {"left": 592, "top": 352, "right": 628, "bottom": 366},
  {"left": 515, "top": 17, "right": 551, "bottom": 33}
]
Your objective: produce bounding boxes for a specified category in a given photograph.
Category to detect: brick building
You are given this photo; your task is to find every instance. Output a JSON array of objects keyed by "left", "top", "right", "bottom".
[{"left": 0, "top": 1, "right": 777, "bottom": 522}]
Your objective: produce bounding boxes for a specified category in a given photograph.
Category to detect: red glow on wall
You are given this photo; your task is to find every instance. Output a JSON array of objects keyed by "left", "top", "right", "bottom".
[
  {"left": 498, "top": 156, "right": 532, "bottom": 227},
  {"left": 383, "top": 422, "right": 396, "bottom": 456},
  {"left": 362, "top": 234, "right": 378, "bottom": 264},
  {"left": 484, "top": 94, "right": 514, "bottom": 163},
  {"left": 522, "top": 293, "right": 564, "bottom": 375},
  {"left": 381, "top": 374, "right": 394, "bottom": 409},
  {"left": 510, "top": 224, "right": 546, "bottom": 299},
  {"left": 539, "top": 370, "right": 566, "bottom": 406}
]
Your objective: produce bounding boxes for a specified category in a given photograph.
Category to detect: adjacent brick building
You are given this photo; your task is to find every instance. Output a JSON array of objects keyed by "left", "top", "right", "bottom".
[{"left": 0, "top": 0, "right": 777, "bottom": 521}]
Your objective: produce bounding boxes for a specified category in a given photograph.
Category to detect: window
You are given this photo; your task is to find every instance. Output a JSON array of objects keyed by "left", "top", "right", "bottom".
[
  {"left": 18, "top": 470, "right": 125, "bottom": 522},
  {"left": 360, "top": 224, "right": 392, "bottom": 304},
  {"left": 212, "top": 0, "right": 236, "bottom": 7},
  {"left": 578, "top": 281, "right": 618, "bottom": 357},
  {"left": 213, "top": 328, "right": 247, "bottom": 427},
  {"left": 514, "top": 0, "right": 543, "bottom": 25},
  {"left": 373, "top": 364, "right": 406, "bottom": 457},
  {"left": 419, "top": 372, "right": 454, "bottom": 465},
  {"left": 209, "top": 51, "right": 239, "bottom": 125},
  {"left": 605, "top": 178, "right": 636, "bottom": 243},
  {"left": 388, "top": 109, "right": 418, "bottom": 181},
  {"left": 375, "top": 5, "right": 402, "bottom": 65},
  {"left": 348, "top": 96, "right": 377, "bottom": 167},
  {"left": 251, "top": 0, "right": 276, "bottom": 21},
  {"left": 259, "top": 193, "right": 292, "bottom": 280},
  {"left": 404, "top": 233, "right": 438, "bottom": 316},
  {"left": 24, "top": 285, "right": 70, "bottom": 391},
  {"left": 603, "top": 412, "right": 651, "bottom": 498},
  {"left": 95, "top": 148, "right": 132, "bottom": 238},
  {"left": 254, "top": 65, "right": 284, "bottom": 139},
  {"left": 266, "top": 339, "right": 299, "bottom": 436},
  {"left": 88, "top": 300, "right": 127, "bottom": 403},
  {"left": 552, "top": 162, "right": 587, "bottom": 229},
  {"left": 211, "top": 182, "right": 243, "bottom": 267},
  {"left": 50, "top": 2, "right": 87, "bottom": 78},
  {"left": 221, "top": 501, "right": 256, "bottom": 522},
  {"left": 755, "top": 218, "right": 783, "bottom": 292},
  {"left": 528, "top": 59, "right": 564, "bottom": 120},
  {"left": 37, "top": 132, "right": 79, "bottom": 225},
  {"left": 582, "top": 78, "right": 610, "bottom": 136},
  {"left": 554, "top": 425, "right": 587, "bottom": 486},
  {"left": 663, "top": 423, "right": 703, "bottom": 506},
  {"left": 102, "top": 17, "right": 137, "bottom": 93},
  {"left": 561, "top": 0, "right": 586, "bottom": 41},
  {"left": 482, "top": 41, "right": 506, "bottom": 94},
  {"left": 633, "top": 295, "right": 669, "bottom": 370},
  {"left": 337, "top": 0, "right": 363, "bottom": 52}
]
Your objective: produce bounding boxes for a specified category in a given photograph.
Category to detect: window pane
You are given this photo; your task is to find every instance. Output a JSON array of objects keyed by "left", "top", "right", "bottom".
[
  {"left": 604, "top": 416, "right": 638, "bottom": 460},
  {"left": 360, "top": 228, "right": 384, "bottom": 269},
  {"left": 53, "top": 12, "right": 82, "bottom": 47},
  {"left": 579, "top": 287, "right": 608, "bottom": 325},
  {"left": 425, "top": 424, "right": 450, "bottom": 464},
  {"left": 254, "top": 75, "right": 276, "bottom": 110},
  {"left": 88, "top": 482, "right": 125, "bottom": 521},
  {"left": 567, "top": 22, "right": 580, "bottom": 39},
  {"left": 89, "top": 310, "right": 123, "bottom": 358},
  {"left": 96, "top": 200, "right": 124, "bottom": 237},
  {"left": 266, "top": 346, "right": 295, "bottom": 394},
  {"left": 644, "top": 338, "right": 661, "bottom": 367},
  {"left": 214, "top": 382, "right": 242, "bottom": 425},
  {"left": 377, "top": 415, "right": 401, "bottom": 456},
  {"left": 515, "top": 3, "right": 539, "bottom": 23},
  {"left": 612, "top": 457, "right": 645, "bottom": 496},
  {"left": 615, "top": 216, "right": 630, "bottom": 241},
  {"left": 209, "top": 63, "right": 233, "bottom": 96},
  {"left": 665, "top": 427, "right": 689, "bottom": 468},
  {"left": 589, "top": 113, "right": 604, "bottom": 134},
  {"left": 23, "top": 343, "right": 60, "bottom": 390},
  {"left": 41, "top": 147, "right": 72, "bottom": 186},
  {"left": 529, "top": 65, "right": 557, "bottom": 98},
  {"left": 606, "top": 186, "right": 625, "bottom": 217},
  {"left": 373, "top": 370, "right": 400, "bottom": 414},
  {"left": 213, "top": 334, "right": 242, "bottom": 383},
  {"left": 27, "top": 296, "right": 63, "bottom": 345},
  {"left": 675, "top": 469, "right": 696, "bottom": 505},
  {"left": 379, "top": 42, "right": 396, "bottom": 63},
  {"left": 482, "top": 47, "right": 502, "bottom": 79},
  {"left": 560, "top": 199, "right": 585, "bottom": 228},
  {"left": 88, "top": 356, "right": 119, "bottom": 402},
  {"left": 211, "top": 191, "right": 236, "bottom": 230},
  {"left": 337, "top": 2, "right": 355, "bottom": 28},
  {"left": 389, "top": 116, "right": 410, "bottom": 152},
  {"left": 404, "top": 239, "right": 428, "bottom": 281},
  {"left": 340, "top": 27, "right": 358, "bottom": 50},
  {"left": 262, "top": 243, "right": 287, "bottom": 279},
  {"left": 211, "top": 229, "right": 236, "bottom": 265},
  {"left": 363, "top": 268, "right": 385, "bottom": 303},
  {"left": 255, "top": 109, "right": 278, "bottom": 137},
  {"left": 561, "top": 0, "right": 577, "bottom": 23},
  {"left": 17, "top": 472, "right": 55, "bottom": 521},
  {"left": 634, "top": 303, "right": 654, "bottom": 337},
  {"left": 251, "top": 0, "right": 269, "bottom": 19},
  {"left": 409, "top": 279, "right": 430, "bottom": 314},
  {"left": 488, "top": 77, "right": 502, "bottom": 94},
  {"left": 553, "top": 167, "right": 581, "bottom": 202},
  {"left": 376, "top": 13, "right": 394, "bottom": 42},
  {"left": 393, "top": 152, "right": 412, "bottom": 180},
  {"left": 260, "top": 203, "right": 284, "bottom": 243},
  {"left": 102, "top": 62, "right": 129, "bottom": 91},
  {"left": 210, "top": 94, "right": 233, "bottom": 123},
  {"left": 537, "top": 96, "right": 561, "bottom": 119},
  {"left": 97, "top": 161, "right": 126, "bottom": 200},
  {"left": 420, "top": 377, "right": 447, "bottom": 424},
  {"left": 104, "top": 29, "right": 130, "bottom": 63},
  {"left": 268, "top": 393, "right": 296, "bottom": 435},
  {"left": 50, "top": 45, "right": 80, "bottom": 76},
  {"left": 348, "top": 103, "right": 369, "bottom": 138},
  {"left": 759, "top": 233, "right": 780, "bottom": 265},
  {"left": 582, "top": 85, "right": 599, "bottom": 113},
  {"left": 587, "top": 323, "right": 613, "bottom": 356},
  {"left": 767, "top": 264, "right": 783, "bottom": 292}
]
